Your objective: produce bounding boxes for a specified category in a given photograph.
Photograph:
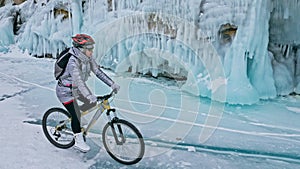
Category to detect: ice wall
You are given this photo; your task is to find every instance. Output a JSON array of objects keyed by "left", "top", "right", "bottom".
[
  {"left": 15, "top": 1, "right": 64, "bottom": 57},
  {"left": 199, "top": 0, "right": 276, "bottom": 104},
  {"left": 270, "top": 0, "right": 300, "bottom": 45},
  {"left": 12, "top": 0, "right": 73, "bottom": 57},
  {"left": 92, "top": 0, "right": 277, "bottom": 104},
  {"left": 0, "top": 17, "right": 14, "bottom": 53},
  {"left": 71, "top": 0, "right": 83, "bottom": 35},
  {"left": 0, "top": 6, "right": 16, "bottom": 52},
  {"left": 90, "top": 1, "right": 226, "bottom": 103},
  {"left": 1, "top": 0, "right": 300, "bottom": 104},
  {"left": 269, "top": 0, "right": 300, "bottom": 95},
  {"left": 185, "top": 0, "right": 300, "bottom": 103},
  {"left": 93, "top": 0, "right": 299, "bottom": 104}
]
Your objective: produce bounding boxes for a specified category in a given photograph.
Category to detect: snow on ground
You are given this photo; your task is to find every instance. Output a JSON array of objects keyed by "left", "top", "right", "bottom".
[
  {"left": 0, "top": 96, "right": 92, "bottom": 169},
  {"left": 0, "top": 47, "right": 91, "bottom": 169},
  {"left": 1, "top": 46, "right": 300, "bottom": 169}
]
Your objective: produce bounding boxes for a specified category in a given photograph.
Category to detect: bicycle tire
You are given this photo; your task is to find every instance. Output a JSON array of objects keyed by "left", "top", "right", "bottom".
[
  {"left": 102, "top": 119, "right": 145, "bottom": 165},
  {"left": 42, "top": 107, "right": 75, "bottom": 149}
]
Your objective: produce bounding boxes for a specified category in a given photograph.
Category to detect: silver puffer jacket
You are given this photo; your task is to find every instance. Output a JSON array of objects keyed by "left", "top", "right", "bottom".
[{"left": 56, "top": 47, "right": 114, "bottom": 104}]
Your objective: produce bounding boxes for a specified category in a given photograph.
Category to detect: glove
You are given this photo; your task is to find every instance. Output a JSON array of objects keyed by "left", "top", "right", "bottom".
[
  {"left": 111, "top": 83, "right": 120, "bottom": 93},
  {"left": 86, "top": 95, "right": 97, "bottom": 104}
]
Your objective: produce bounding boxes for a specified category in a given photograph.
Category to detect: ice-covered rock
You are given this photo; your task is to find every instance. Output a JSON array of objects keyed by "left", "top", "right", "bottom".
[{"left": 1, "top": 0, "right": 300, "bottom": 104}]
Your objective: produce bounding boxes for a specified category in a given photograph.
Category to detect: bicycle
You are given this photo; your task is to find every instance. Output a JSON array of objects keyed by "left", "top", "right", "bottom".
[{"left": 42, "top": 91, "right": 145, "bottom": 165}]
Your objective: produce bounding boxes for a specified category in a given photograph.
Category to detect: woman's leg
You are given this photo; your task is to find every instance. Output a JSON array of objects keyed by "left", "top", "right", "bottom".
[
  {"left": 63, "top": 100, "right": 81, "bottom": 134},
  {"left": 77, "top": 94, "right": 97, "bottom": 112}
]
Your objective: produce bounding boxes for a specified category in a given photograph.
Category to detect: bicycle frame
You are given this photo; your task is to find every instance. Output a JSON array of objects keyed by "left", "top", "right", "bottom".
[
  {"left": 81, "top": 92, "right": 117, "bottom": 135},
  {"left": 82, "top": 92, "right": 126, "bottom": 144},
  {"left": 54, "top": 91, "right": 126, "bottom": 144}
]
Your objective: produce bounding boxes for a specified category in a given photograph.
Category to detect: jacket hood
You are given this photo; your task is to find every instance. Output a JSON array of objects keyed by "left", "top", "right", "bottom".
[{"left": 69, "top": 47, "right": 91, "bottom": 63}]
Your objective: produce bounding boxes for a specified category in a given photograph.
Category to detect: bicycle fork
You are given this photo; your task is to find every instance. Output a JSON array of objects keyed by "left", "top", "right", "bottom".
[{"left": 106, "top": 109, "right": 126, "bottom": 145}]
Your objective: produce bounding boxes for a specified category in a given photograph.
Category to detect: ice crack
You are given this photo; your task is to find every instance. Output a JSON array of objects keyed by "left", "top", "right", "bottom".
[{"left": 0, "top": 89, "right": 31, "bottom": 102}]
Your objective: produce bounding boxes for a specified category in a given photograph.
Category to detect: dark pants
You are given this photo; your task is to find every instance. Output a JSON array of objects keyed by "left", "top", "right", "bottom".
[{"left": 63, "top": 95, "right": 96, "bottom": 134}]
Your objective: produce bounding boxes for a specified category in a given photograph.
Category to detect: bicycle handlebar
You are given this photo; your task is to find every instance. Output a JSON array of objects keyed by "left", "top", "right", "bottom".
[{"left": 97, "top": 90, "right": 116, "bottom": 101}]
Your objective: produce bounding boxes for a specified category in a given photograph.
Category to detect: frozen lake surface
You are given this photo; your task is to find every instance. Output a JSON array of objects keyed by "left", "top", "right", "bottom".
[{"left": 0, "top": 48, "right": 300, "bottom": 169}]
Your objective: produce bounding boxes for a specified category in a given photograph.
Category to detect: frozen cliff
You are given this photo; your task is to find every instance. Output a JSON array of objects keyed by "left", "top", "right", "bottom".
[{"left": 0, "top": 0, "right": 299, "bottom": 104}]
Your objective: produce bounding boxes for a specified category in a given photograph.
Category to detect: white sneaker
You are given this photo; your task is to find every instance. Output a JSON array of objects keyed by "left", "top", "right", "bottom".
[{"left": 74, "top": 132, "right": 90, "bottom": 153}]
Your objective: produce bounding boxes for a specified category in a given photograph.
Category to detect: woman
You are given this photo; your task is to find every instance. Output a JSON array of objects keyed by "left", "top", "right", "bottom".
[{"left": 56, "top": 34, "right": 120, "bottom": 152}]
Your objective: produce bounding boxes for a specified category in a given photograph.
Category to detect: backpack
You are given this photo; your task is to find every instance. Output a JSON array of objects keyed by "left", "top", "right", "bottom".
[{"left": 54, "top": 48, "right": 72, "bottom": 80}]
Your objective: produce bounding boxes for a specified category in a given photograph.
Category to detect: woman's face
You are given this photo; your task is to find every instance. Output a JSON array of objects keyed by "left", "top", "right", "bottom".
[{"left": 85, "top": 48, "right": 94, "bottom": 57}]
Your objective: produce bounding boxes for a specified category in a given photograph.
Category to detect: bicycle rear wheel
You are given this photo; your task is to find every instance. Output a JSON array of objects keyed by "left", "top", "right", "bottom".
[
  {"left": 42, "top": 108, "right": 74, "bottom": 149},
  {"left": 102, "top": 119, "right": 145, "bottom": 165}
]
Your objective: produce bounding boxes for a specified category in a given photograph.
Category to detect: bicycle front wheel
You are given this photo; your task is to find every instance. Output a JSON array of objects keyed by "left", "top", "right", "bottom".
[
  {"left": 102, "top": 119, "right": 145, "bottom": 165},
  {"left": 42, "top": 108, "right": 74, "bottom": 149}
]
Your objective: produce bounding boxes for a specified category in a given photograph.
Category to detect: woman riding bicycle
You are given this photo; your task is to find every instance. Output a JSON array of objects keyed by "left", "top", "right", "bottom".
[{"left": 55, "top": 34, "right": 120, "bottom": 152}]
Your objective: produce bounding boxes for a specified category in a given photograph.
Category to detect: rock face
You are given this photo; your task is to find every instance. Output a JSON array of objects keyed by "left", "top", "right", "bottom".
[{"left": 13, "top": 0, "right": 26, "bottom": 5}]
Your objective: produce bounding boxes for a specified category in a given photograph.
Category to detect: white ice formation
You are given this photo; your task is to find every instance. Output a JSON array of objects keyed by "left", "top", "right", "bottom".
[{"left": 0, "top": 0, "right": 299, "bottom": 105}]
